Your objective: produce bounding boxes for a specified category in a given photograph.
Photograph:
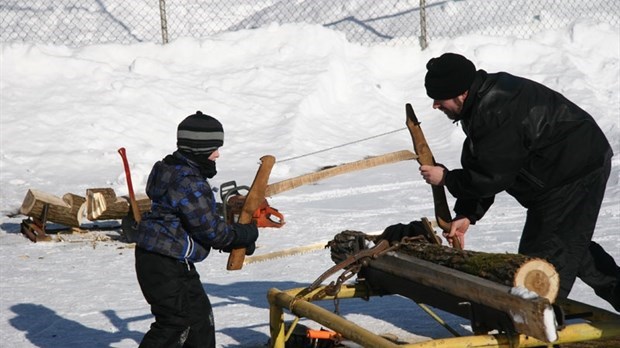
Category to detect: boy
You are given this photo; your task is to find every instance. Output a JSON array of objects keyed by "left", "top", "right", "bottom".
[{"left": 134, "top": 111, "right": 259, "bottom": 347}]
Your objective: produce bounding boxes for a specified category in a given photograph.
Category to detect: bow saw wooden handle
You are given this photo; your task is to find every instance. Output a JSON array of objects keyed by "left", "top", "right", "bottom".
[
  {"left": 405, "top": 104, "right": 462, "bottom": 250},
  {"left": 227, "top": 155, "right": 276, "bottom": 270}
]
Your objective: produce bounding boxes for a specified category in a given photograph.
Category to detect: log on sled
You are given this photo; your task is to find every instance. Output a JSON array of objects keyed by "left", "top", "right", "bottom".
[
  {"left": 362, "top": 250, "right": 558, "bottom": 342},
  {"left": 395, "top": 242, "right": 560, "bottom": 303},
  {"left": 326, "top": 231, "right": 561, "bottom": 342},
  {"left": 328, "top": 230, "right": 559, "bottom": 304}
]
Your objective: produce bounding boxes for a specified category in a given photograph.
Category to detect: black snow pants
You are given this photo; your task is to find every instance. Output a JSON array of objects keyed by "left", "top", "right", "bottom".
[
  {"left": 135, "top": 247, "right": 216, "bottom": 347},
  {"left": 518, "top": 153, "right": 619, "bottom": 311}
]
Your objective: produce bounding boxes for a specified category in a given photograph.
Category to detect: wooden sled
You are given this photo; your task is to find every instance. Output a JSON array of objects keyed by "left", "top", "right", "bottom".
[{"left": 267, "top": 249, "right": 620, "bottom": 347}]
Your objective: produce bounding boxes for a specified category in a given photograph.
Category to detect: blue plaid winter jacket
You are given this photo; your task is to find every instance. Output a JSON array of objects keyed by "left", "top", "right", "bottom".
[{"left": 136, "top": 151, "right": 235, "bottom": 262}]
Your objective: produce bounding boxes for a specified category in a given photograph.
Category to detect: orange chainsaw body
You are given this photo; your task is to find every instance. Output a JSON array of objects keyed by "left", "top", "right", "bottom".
[{"left": 221, "top": 181, "right": 284, "bottom": 228}]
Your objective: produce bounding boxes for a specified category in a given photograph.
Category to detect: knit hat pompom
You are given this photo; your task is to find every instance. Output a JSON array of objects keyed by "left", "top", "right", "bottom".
[
  {"left": 176, "top": 111, "right": 224, "bottom": 156},
  {"left": 424, "top": 53, "right": 476, "bottom": 100}
]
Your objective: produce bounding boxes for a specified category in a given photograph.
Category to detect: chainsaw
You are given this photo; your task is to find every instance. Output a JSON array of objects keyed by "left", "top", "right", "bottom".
[
  {"left": 230, "top": 150, "right": 420, "bottom": 266},
  {"left": 220, "top": 180, "right": 285, "bottom": 228}
]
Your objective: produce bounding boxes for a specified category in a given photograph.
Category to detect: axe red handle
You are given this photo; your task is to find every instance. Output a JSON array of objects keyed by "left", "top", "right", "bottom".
[{"left": 118, "top": 147, "right": 142, "bottom": 223}]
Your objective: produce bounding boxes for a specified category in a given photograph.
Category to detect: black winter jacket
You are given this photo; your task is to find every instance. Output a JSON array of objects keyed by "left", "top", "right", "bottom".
[{"left": 444, "top": 70, "right": 612, "bottom": 222}]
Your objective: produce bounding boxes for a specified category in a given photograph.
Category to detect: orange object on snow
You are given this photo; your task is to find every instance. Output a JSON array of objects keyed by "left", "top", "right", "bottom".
[{"left": 307, "top": 329, "right": 340, "bottom": 340}]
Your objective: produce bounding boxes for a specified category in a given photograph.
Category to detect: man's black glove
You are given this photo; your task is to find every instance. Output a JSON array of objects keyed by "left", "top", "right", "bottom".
[
  {"left": 222, "top": 222, "right": 259, "bottom": 255},
  {"left": 379, "top": 221, "right": 426, "bottom": 243}
]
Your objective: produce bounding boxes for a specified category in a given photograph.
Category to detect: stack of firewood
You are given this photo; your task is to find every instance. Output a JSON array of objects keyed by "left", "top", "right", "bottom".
[{"left": 19, "top": 188, "right": 150, "bottom": 228}]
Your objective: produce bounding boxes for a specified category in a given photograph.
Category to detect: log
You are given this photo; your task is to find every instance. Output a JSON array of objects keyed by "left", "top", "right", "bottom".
[
  {"left": 86, "top": 188, "right": 150, "bottom": 221},
  {"left": 20, "top": 189, "right": 86, "bottom": 227},
  {"left": 367, "top": 253, "right": 558, "bottom": 342},
  {"left": 399, "top": 242, "right": 559, "bottom": 303},
  {"left": 328, "top": 230, "right": 558, "bottom": 303},
  {"left": 87, "top": 188, "right": 127, "bottom": 220}
]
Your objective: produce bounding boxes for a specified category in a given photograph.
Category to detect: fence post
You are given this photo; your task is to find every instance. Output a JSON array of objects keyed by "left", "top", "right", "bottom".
[
  {"left": 419, "top": 0, "right": 428, "bottom": 50},
  {"left": 159, "top": 0, "right": 169, "bottom": 44}
]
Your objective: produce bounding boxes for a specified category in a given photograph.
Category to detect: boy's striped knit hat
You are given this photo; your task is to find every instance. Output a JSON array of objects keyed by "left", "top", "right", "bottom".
[{"left": 177, "top": 111, "right": 224, "bottom": 156}]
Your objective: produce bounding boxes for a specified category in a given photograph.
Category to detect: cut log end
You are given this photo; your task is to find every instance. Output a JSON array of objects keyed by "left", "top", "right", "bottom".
[
  {"left": 19, "top": 189, "right": 85, "bottom": 227},
  {"left": 513, "top": 258, "right": 559, "bottom": 303}
]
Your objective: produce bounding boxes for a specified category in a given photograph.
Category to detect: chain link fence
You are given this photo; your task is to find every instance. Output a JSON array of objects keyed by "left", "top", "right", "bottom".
[{"left": 1, "top": 0, "right": 619, "bottom": 47}]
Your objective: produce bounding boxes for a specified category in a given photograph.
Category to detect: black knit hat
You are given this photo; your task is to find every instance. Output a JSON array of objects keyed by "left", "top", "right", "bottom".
[
  {"left": 177, "top": 111, "right": 224, "bottom": 156},
  {"left": 424, "top": 53, "right": 476, "bottom": 100}
]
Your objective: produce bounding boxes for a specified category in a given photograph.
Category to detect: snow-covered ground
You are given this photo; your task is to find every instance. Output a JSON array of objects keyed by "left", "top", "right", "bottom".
[{"left": 1, "top": 2, "right": 619, "bottom": 347}]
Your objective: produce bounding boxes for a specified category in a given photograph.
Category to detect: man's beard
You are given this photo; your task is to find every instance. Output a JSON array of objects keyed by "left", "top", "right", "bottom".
[{"left": 441, "top": 97, "right": 463, "bottom": 121}]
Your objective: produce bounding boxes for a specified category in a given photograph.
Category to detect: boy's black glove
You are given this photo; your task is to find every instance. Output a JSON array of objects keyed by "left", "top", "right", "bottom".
[
  {"left": 378, "top": 221, "right": 426, "bottom": 243},
  {"left": 244, "top": 242, "right": 256, "bottom": 256},
  {"left": 215, "top": 202, "right": 224, "bottom": 216},
  {"left": 222, "top": 222, "right": 259, "bottom": 255},
  {"left": 120, "top": 215, "right": 139, "bottom": 243}
]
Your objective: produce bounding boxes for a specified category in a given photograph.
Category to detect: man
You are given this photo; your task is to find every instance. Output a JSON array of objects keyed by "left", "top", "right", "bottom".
[
  {"left": 135, "top": 111, "right": 259, "bottom": 347},
  {"left": 419, "top": 52, "right": 619, "bottom": 310}
]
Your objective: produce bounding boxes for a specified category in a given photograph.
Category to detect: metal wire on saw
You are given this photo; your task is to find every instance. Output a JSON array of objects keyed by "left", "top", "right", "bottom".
[{"left": 277, "top": 127, "right": 408, "bottom": 163}]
